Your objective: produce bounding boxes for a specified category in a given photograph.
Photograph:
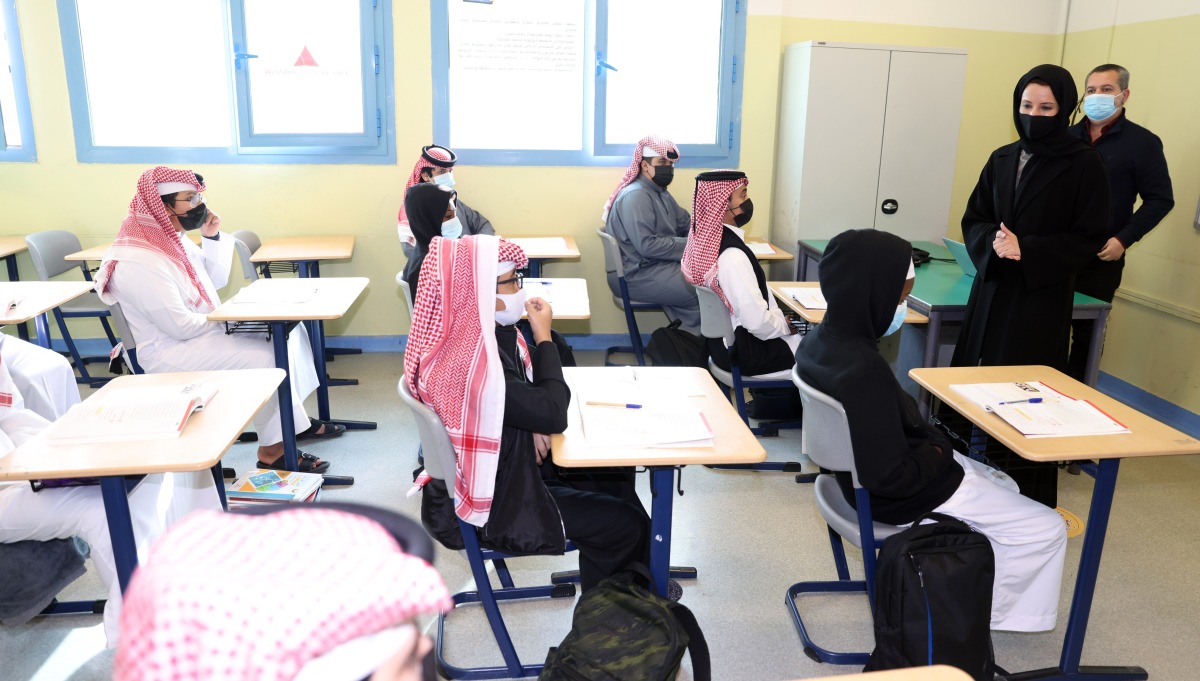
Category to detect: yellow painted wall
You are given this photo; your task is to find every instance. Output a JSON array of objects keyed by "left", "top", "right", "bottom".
[{"left": 1061, "top": 14, "right": 1200, "bottom": 411}]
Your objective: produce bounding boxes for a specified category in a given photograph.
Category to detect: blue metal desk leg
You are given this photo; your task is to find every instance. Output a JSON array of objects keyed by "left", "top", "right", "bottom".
[
  {"left": 918, "top": 310, "right": 943, "bottom": 420},
  {"left": 1083, "top": 308, "right": 1109, "bottom": 388},
  {"left": 303, "top": 260, "right": 361, "bottom": 383},
  {"left": 271, "top": 321, "right": 300, "bottom": 472},
  {"left": 34, "top": 312, "right": 52, "bottom": 349},
  {"left": 5, "top": 255, "right": 29, "bottom": 341},
  {"left": 1003, "top": 458, "right": 1147, "bottom": 681},
  {"left": 528, "top": 258, "right": 542, "bottom": 278},
  {"left": 99, "top": 477, "right": 138, "bottom": 593},
  {"left": 310, "top": 318, "right": 375, "bottom": 430},
  {"left": 648, "top": 466, "right": 676, "bottom": 598}
]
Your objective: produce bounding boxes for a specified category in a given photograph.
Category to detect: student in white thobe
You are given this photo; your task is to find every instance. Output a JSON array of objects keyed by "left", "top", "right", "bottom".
[
  {"left": 0, "top": 334, "right": 80, "bottom": 420},
  {"left": 0, "top": 352, "right": 220, "bottom": 647},
  {"left": 95, "top": 166, "right": 341, "bottom": 473}
]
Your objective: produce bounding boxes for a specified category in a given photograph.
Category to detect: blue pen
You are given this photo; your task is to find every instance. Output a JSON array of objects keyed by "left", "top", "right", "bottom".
[
  {"left": 586, "top": 401, "right": 642, "bottom": 409},
  {"left": 998, "top": 397, "right": 1043, "bottom": 405}
]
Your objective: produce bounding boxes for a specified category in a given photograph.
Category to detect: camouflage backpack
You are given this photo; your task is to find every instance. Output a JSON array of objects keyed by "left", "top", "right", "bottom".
[{"left": 539, "top": 567, "right": 711, "bottom": 681}]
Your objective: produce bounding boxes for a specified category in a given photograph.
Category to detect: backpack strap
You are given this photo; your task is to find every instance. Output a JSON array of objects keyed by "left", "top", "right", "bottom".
[
  {"left": 669, "top": 602, "right": 711, "bottom": 681},
  {"left": 917, "top": 511, "right": 973, "bottom": 530}
]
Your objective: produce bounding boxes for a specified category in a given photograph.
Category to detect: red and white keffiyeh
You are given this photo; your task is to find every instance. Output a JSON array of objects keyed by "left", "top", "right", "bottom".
[
  {"left": 404, "top": 234, "right": 529, "bottom": 527},
  {"left": 114, "top": 508, "right": 451, "bottom": 681},
  {"left": 397, "top": 145, "right": 457, "bottom": 226},
  {"left": 681, "top": 170, "right": 749, "bottom": 309},
  {"left": 601, "top": 134, "right": 681, "bottom": 221},
  {"left": 95, "top": 166, "right": 213, "bottom": 310}
]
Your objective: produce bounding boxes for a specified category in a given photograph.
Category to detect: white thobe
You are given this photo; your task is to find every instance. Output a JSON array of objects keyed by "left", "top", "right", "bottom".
[
  {"left": 716, "top": 225, "right": 800, "bottom": 355},
  {"left": 104, "top": 233, "right": 319, "bottom": 445},
  {"left": 0, "top": 359, "right": 220, "bottom": 647},
  {"left": 0, "top": 334, "right": 81, "bottom": 420}
]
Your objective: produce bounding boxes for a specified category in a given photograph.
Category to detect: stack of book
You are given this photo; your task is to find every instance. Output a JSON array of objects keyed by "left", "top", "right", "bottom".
[{"left": 226, "top": 469, "right": 324, "bottom": 510}]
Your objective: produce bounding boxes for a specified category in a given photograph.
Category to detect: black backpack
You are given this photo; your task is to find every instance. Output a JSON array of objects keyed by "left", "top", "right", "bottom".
[
  {"left": 646, "top": 319, "right": 708, "bottom": 368},
  {"left": 864, "top": 512, "right": 996, "bottom": 680},
  {"left": 539, "top": 567, "right": 710, "bottom": 681}
]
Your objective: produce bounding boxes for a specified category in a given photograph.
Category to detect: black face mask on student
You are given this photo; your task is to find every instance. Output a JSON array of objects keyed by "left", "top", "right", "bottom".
[
  {"left": 650, "top": 164, "right": 674, "bottom": 188},
  {"left": 732, "top": 198, "right": 754, "bottom": 227},
  {"left": 174, "top": 203, "right": 209, "bottom": 231}
]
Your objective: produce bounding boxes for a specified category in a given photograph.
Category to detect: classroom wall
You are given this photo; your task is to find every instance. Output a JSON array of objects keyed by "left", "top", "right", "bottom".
[
  {"left": 1, "top": 1, "right": 1196, "bottom": 411},
  {"left": 1060, "top": 0, "right": 1200, "bottom": 412}
]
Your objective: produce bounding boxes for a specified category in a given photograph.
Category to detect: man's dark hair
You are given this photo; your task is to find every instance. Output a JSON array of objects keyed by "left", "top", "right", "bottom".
[{"left": 1087, "top": 64, "right": 1130, "bottom": 91}]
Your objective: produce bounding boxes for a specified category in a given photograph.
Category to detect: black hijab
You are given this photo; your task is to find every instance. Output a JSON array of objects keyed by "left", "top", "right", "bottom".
[
  {"left": 1013, "top": 64, "right": 1091, "bottom": 157},
  {"left": 403, "top": 183, "right": 456, "bottom": 293},
  {"left": 819, "top": 229, "right": 912, "bottom": 340}
]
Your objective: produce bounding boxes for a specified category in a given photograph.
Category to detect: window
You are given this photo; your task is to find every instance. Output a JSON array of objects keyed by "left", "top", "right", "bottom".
[
  {"left": 57, "top": 0, "right": 394, "bottom": 164},
  {"left": 0, "top": 0, "right": 37, "bottom": 161},
  {"left": 431, "top": 0, "right": 745, "bottom": 166}
]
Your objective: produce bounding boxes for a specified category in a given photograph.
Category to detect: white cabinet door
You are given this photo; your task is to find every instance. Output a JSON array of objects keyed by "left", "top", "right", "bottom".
[{"left": 872, "top": 50, "right": 967, "bottom": 241}]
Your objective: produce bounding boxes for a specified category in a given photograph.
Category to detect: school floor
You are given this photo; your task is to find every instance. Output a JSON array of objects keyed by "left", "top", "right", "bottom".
[{"left": 3, "top": 351, "right": 1199, "bottom": 680}]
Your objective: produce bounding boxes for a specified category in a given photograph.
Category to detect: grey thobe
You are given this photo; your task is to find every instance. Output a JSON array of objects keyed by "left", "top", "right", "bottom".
[{"left": 604, "top": 175, "right": 699, "bottom": 333}]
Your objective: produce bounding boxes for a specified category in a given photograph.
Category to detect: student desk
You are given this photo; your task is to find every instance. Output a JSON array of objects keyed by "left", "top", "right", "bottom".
[
  {"left": 746, "top": 239, "right": 795, "bottom": 261},
  {"left": 794, "top": 665, "right": 972, "bottom": 680},
  {"left": 768, "top": 281, "right": 929, "bottom": 325},
  {"left": 250, "top": 235, "right": 355, "bottom": 279},
  {"left": 910, "top": 365, "right": 1200, "bottom": 681},
  {"left": 0, "top": 237, "right": 30, "bottom": 341},
  {"left": 207, "top": 277, "right": 372, "bottom": 473},
  {"left": 0, "top": 281, "right": 96, "bottom": 349},
  {"left": 504, "top": 236, "right": 581, "bottom": 277},
  {"left": 0, "top": 368, "right": 285, "bottom": 592},
  {"left": 523, "top": 278, "right": 590, "bottom": 320},
  {"left": 552, "top": 366, "right": 765, "bottom": 598},
  {"left": 794, "top": 238, "right": 950, "bottom": 281},
  {"left": 64, "top": 234, "right": 203, "bottom": 263}
]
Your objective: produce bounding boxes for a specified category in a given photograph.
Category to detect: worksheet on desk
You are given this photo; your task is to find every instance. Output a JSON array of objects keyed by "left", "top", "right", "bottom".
[
  {"left": 781, "top": 287, "right": 827, "bottom": 309},
  {"left": 580, "top": 405, "right": 713, "bottom": 448},
  {"left": 575, "top": 368, "right": 708, "bottom": 406},
  {"left": 747, "top": 241, "right": 777, "bottom": 256},
  {"left": 951, "top": 382, "right": 1130, "bottom": 438}
]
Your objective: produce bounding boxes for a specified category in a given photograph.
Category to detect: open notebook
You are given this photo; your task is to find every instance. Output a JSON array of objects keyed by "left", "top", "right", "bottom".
[
  {"left": 950, "top": 381, "right": 1129, "bottom": 438},
  {"left": 48, "top": 383, "right": 219, "bottom": 444}
]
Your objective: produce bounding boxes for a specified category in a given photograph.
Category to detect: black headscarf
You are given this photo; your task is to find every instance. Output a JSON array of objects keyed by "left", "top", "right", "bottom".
[
  {"left": 818, "top": 229, "right": 912, "bottom": 340},
  {"left": 1013, "top": 64, "right": 1092, "bottom": 157},
  {"left": 403, "top": 183, "right": 456, "bottom": 293}
]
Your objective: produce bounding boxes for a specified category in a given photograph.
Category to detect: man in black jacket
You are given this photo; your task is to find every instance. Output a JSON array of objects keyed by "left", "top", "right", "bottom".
[
  {"left": 795, "top": 229, "right": 1067, "bottom": 632},
  {"left": 1067, "top": 64, "right": 1175, "bottom": 381}
]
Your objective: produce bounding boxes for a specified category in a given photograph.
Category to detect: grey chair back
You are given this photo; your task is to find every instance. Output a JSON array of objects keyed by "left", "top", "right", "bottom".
[
  {"left": 231, "top": 230, "right": 262, "bottom": 282},
  {"left": 106, "top": 302, "right": 136, "bottom": 353},
  {"left": 793, "top": 366, "right": 862, "bottom": 488},
  {"left": 693, "top": 284, "right": 735, "bottom": 346},
  {"left": 396, "top": 273, "right": 414, "bottom": 316},
  {"left": 596, "top": 229, "right": 626, "bottom": 278},
  {"left": 397, "top": 376, "right": 457, "bottom": 489},
  {"left": 25, "top": 230, "right": 86, "bottom": 280}
]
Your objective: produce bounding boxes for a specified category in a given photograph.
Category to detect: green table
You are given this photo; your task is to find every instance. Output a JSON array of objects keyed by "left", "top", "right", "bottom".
[{"left": 795, "top": 238, "right": 1112, "bottom": 394}]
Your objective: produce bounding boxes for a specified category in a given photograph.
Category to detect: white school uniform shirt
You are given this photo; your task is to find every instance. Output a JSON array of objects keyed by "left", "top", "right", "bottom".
[{"left": 715, "top": 225, "right": 800, "bottom": 354}]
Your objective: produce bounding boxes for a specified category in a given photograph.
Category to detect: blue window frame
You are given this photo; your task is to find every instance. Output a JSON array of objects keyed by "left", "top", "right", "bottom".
[
  {"left": 431, "top": 0, "right": 746, "bottom": 167},
  {"left": 0, "top": 0, "right": 37, "bottom": 162},
  {"left": 57, "top": 0, "right": 395, "bottom": 165}
]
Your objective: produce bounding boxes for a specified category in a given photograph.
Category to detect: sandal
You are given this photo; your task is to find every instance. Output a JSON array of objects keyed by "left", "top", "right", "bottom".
[
  {"left": 259, "top": 450, "right": 330, "bottom": 474},
  {"left": 297, "top": 418, "right": 347, "bottom": 442}
]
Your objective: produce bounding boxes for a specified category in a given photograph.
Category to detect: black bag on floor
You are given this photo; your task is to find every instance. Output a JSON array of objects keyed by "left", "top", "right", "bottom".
[
  {"left": 539, "top": 566, "right": 710, "bottom": 681},
  {"left": 646, "top": 319, "right": 707, "bottom": 367},
  {"left": 864, "top": 512, "right": 996, "bottom": 680}
]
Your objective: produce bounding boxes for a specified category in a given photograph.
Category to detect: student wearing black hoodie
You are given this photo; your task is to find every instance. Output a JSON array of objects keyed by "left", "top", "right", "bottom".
[{"left": 795, "top": 229, "right": 1067, "bottom": 633}]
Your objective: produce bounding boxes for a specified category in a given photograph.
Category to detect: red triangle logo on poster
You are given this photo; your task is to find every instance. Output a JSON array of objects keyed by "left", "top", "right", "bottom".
[{"left": 294, "top": 46, "right": 318, "bottom": 67}]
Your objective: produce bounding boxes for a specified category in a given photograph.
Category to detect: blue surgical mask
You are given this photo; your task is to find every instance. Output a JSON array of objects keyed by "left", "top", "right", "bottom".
[
  {"left": 432, "top": 172, "right": 456, "bottom": 189},
  {"left": 440, "top": 216, "right": 463, "bottom": 239},
  {"left": 495, "top": 288, "right": 527, "bottom": 326},
  {"left": 1082, "top": 93, "right": 1118, "bottom": 122},
  {"left": 884, "top": 301, "right": 907, "bottom": 337}
]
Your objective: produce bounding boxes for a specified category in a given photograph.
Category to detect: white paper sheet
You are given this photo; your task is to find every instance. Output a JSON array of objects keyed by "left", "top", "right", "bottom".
[
  {"left": 950, "top": 382, "right": 1130, "bottom": 438},
  {"left": 781, "top": 287, "right": 827, "bottom": 310},
  {"left": 746, "top": 241, "right": 776, "bottom": 256}
]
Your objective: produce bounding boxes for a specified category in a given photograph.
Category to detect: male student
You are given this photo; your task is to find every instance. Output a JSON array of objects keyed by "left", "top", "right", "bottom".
[
  {"left": 397, "top": 144, "right": 495, "bottom": 258},
  {"left": 602, "top": 135, "right": 700, "bottom": 334},
  {"left": 0, "top": 334, "right": 79, "bottom": 421},
  {"left": 795, "top": 229, "right": 1067, "bottom": 632},
  {"left": 1067, "top": 63, "right": 1174, "bottom": 381}
]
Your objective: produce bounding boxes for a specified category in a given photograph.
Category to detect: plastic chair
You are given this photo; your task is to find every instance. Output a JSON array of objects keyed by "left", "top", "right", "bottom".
[
  {"left": 24, "top": 230, "right": 117, "bottom": 386},
  {"left": 596, "top": 229, "right": 664, "bottom": 366},
  {"left": 396, "top": 273, "right": 414, "bottom": 317},
  {"left": 230, "top": 229, "right": 296, "bottom": 278},
  {"left": 105, "top": 302, "right": 144, "bottom": 375},
  {"left": 398, "top": 377, "right": 577, "bottom": 680},
  {"left": 786, "top": 367, "right": 906, "bottom": 665}
]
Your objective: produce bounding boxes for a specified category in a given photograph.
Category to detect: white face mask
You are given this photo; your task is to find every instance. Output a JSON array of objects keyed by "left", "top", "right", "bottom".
[
  {"left": 440, "top": 216, "right": 462, "bottom": 239},
  {"left": 431, "top": 172, "right": 456, "bottom": 189},
  {"left": 884, "top": 301, "right": 907, "bottom": 337},
  {"left": 495, "top": 288, "right": 527, "bottom": 326}
]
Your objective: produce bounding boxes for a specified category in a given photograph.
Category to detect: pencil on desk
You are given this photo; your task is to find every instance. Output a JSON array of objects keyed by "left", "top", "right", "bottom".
[{"left": 585, "top": 401, "right": 642, "bottom": 409}]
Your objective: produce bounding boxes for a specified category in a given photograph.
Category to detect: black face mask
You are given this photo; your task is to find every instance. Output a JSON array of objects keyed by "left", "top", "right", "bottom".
[
  {"left": 732, "top": 197, "right": 754, "bottom": 227},
  {"left": 174, "top": 203, "right": 208, "bottom": 231},
  {"left": 1019, "top": 114, "right": 1057, "bottom": 141},
  {"left": 649, "top": 164, "right": 674, "bottom": 188}
]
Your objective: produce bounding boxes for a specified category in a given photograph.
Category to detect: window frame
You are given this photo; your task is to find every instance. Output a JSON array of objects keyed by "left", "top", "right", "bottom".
[
  {"left": 0, "top": 0, "right": 38, "bottom": 162},
  {"left": 56, "top": 0, "right": 396, "bottom": 165},
  {"left": 430, "top": 0, "right": 746, "bottom": 167}
]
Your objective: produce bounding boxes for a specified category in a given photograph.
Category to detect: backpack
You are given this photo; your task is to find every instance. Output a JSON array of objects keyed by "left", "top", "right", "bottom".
[
  {"left": 864, "top": 512, "right": 996, "bottom": 681},
  {"left": 539, "top": 567, "right": 711, "bottom": 681},
  {"left": 646, "top": 320, "right": 708, "bottom": 368}
]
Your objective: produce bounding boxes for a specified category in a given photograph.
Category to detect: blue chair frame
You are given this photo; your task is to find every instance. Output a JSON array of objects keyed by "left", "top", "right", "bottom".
[
  {"left": 596, "top": 229, "right": 663, "bottom": 366},
  {"left": 787, "top": 368, "right": 904, "bottom": 665}
]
